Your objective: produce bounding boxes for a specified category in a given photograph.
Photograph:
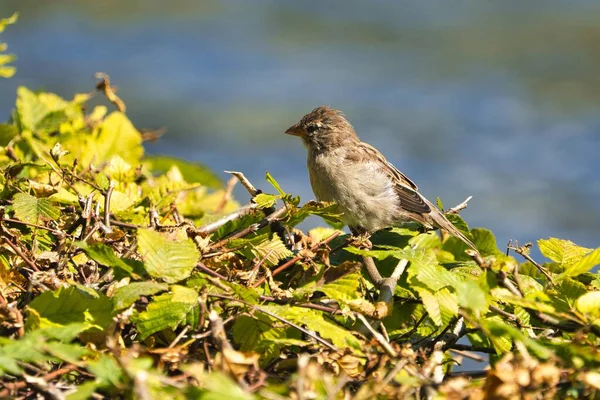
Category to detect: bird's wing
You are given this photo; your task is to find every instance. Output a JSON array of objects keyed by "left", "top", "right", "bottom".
[{"left": 354, "top": 142, "right": 431, "bottom": 215}]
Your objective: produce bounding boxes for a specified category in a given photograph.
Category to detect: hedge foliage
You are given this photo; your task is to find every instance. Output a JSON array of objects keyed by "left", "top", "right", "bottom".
[{"left": 1, "top": 14, "right": 600, "bottom": 399}]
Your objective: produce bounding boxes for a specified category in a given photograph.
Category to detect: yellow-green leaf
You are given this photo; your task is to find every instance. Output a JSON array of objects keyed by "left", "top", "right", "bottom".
[
  {"left": 576, "top": 292, "right": 600, "bottom": 317},
  {"left": 12, "top": 192, "right": 60, "bottom": 223},
  {"left": 137, "top": 228, "right": 199, "bottom": 283}
]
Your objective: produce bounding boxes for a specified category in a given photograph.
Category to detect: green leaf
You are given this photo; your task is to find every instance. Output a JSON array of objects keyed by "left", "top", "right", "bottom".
[
  {"left": 27, "top": 286, "right": 114, "bottom": 331},
  {"left": 15, "top": 87, "right": 72, "bottom": 132},
  {"left": 93, "top": 111, "right": 143, "bottom": 165},
  {"left": 0, "top": 13, "right": 18, "bottom": 78},
  {"left": 131, "top": 287, "right": 198, "bottom": 340},
  {"left": 230, "top": 233, "right": 292, "bottom": 267},
  {"left": 12, "top": 192, "right": 60, "bottom": 223},
  {"left": 145, "top": 155, "right": 222, "bottom": 189},
  {"left": 318, "top": 272, "right": 363, "bottom": 305},
  {"left": 287, "top": 200, "right": 343, "bottom": 227},
  {"left": 77, "top": 242, "right": 145, "bottom": 279},
  {"left": 407, "top": 254, "right": 461, "bottom": 291},
  {"left": 485, "top": 318, "right": 553, "bottom": 359},
  {"left": 538, "top": 237, "right": 592, "bottom": 267},
  {"left": 112, "top": 281, "right": 169, "bottom": 311},
  {"left": 0, "top": 12, "right": 18, "bottom": 33},
  {"left": 265, "top": 172, "right": 286, "bottom": 196},
  {"left": 86, "top": 354, "right": 124, "bottom": 386},
  {"left": 560, "top": 248, "right": 600, "bottom": 280},
  {"left": 576, "top": 292, "right": 600, "bottom": 317},
  {"left": 414, "top": 286, "right": 442, "bottom": 326},
  {"left": 457, "top": 278, "right": 489, "bottom": 314},
  {"left": 0, "top": 323, "right": 88, "bottom": 375},
  {"left": 471, "top": 228, "right": 499, "bottom": 256},
  {"left": 0, "top": 123, "right": 18, "bottom": 146},
  {"left": 184, "top": 369, "right": 256, "bottom": 400},
  {"left": 270, "top": 305, "right": 362, "bottom": 350},
  {"left": 137, "top": 228, "right": 200, "bottom": 283},
  {"left": 345, "top": 245, "right": 413, "bottom": 260},
  {"left": 556, "top": 279, "right": 588, "bottom": 308},
  {"left": 253, "top": 193, "right": 278, "bottom": 209}
]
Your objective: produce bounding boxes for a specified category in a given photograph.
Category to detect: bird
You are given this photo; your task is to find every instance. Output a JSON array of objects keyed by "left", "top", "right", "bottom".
[{"left": 285, "top": 105, "right": 477, "bottom": 251}]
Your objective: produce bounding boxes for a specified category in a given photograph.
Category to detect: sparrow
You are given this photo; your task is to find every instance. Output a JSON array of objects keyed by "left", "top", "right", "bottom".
[{"left": 285, "top": 106, "right": 477, "bottom": 251}]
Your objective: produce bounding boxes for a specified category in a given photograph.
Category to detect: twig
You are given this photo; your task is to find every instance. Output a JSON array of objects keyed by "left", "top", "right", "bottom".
[
  {"left": 79, "top": 195, "right": 94, "bottom": 240},
  {"left": 0, "top": 364, "right": 79, "bottom": 398},
  {"left": 355, "top": 313, "right": 397, "bottom": 357},
  {"left": 369, "top": 251, "right": 412, "bottom": 319},
  {"left": 498, "top": 271, "right": 523, "bottom": 298},
  {"left": 196, "top": 203, "right": 258, "bottom": 236},
  {"left": 110, "top": 219, "right": 142, "bottom": 229},
  {"left": 209, "top": 294, "right": 338, "bottom": 351},
  {"left": 507, "top": 240, "right": 555, "bottom": 285},
  {"left": 445, "top": 196, "right": 473, "bottom": 215},
  {"left": 252, "top": 231, "right": 341, "bottom": 288},
  {"left": 362, "top": 256, "right": 384, "bottom": 285},
  {"left": 490, "top": 305, "right": 520, "bottom": 325},
  {"left": 216, "top": 176, "right": 238, "bottom": 213},
  {"left": 258, "top": 295, "right": 342, "bottom": 315},
  {"left": 1, "top": 217, "right": 69, "bottom": 237},
  {"left": 168, "top": 326, "right": 189, "bottom": 349},
  {"left": 213, "top": 206, "right": 288, "bottom": 249},
  {"left": 224, "top": 171, "right": 259, "bottom": 197},
  {"left": 448, "top": 348, "right": 486, "bottom": 362},
  {"left": 467, "top": 249, "right": 523, "bottom": 297},
  {"left": 449, "top": 343, "right": 496, "bottom": 354},
  {"left": 447, "top": 370, "right": 487, "bottom": 379},
  {"left": 373, "top": 359, "right": 410, "bottom": 397},
  {"left": 103, "top": 180, "right": 115, "bottom": 232},
  {"left": 0, "top": 231, "right": 40, "bottom": 272},
  {"left": 95, "top": 72, "right": 126, "bottom": 112},
  {"left": 196, "top": 261, "right": 228, "bottom": 281},
  {"left": 224, "top": 170, "right": 287, "bottom": 243}
]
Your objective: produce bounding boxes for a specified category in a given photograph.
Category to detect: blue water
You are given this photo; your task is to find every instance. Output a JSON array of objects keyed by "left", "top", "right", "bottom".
[{"left": 1, "top": 1, "right": 599, "bottom": 256}]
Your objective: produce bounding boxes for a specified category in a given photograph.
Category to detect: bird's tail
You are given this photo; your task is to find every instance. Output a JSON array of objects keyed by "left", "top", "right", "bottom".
[{"left": 426, "top": 204, "right": 478, "bottom": 252}]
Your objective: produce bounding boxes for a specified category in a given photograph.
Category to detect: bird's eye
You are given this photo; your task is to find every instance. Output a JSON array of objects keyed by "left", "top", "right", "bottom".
[{"left": 306, "top": 124, "right": 318, "bottom": 134}]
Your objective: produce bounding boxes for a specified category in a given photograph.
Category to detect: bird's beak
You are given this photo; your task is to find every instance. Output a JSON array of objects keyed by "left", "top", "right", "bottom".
[{"left": 285, "top": 123, "right": 304, "bottom": 137}]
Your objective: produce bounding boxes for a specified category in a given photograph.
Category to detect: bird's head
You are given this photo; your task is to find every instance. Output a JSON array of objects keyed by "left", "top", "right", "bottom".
[{"left": 285, "top": 106, "right": 359, "bottom": 151}]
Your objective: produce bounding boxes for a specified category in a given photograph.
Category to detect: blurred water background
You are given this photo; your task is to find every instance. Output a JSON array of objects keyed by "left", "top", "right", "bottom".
[{"left": 1, "top": 0, "right": 599, "bottom": 255}]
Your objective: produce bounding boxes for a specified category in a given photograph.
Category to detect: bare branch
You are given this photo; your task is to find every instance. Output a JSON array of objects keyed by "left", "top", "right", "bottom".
[
  {"left": 356, "top": 313, "right": 397, "bottom": 357},
  {"left": 445, "top": 196, "right": 473, "bottom": 215},
  {"left": 507, "top": 240, "right": 555, "bottom": 285},
  {"left": 196, "top": 203, "right": 258, "bottom": 236},
  {"left": 224, "top": 170, "right": 259, "bottom": 197}
]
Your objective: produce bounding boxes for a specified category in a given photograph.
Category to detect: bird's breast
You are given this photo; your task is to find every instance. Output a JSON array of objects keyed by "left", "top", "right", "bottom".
[{"left": 307, "top": 148, "right": 399, "bottom": 231}]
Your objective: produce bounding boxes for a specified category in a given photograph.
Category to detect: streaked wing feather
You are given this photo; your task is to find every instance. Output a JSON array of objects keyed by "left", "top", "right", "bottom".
[{"left": 356, "top": 142, "right": 431, "bottom": 214}]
